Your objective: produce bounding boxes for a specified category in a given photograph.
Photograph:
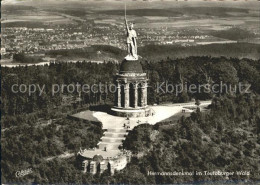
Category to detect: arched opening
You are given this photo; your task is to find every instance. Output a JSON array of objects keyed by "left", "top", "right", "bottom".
[
  {"left": 87, "top": 162, "right": 90, "bottom": 172},
  {"left": 120, "top": 85, "right": 125, "bottom": 107},
  {"left": 107, "top": 162, "right": 113, "bottom": 175},
  {"left": 97, "top": 163, "right": 101, "bottom": 173},
  {"left": 129, "top": 83, "right": 135, "bottom": 108},
  {"left": 138, "top": 83, "right": 142, "bottom": 107}
]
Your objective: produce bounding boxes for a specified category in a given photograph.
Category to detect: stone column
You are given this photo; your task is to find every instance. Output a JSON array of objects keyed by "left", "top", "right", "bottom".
[
  {"left": 82, "top": 160, "right": 88, "bottom": 173},
  {"left": 117, "top": 83, "right": 121, "bottom": 107},
  {"left": 143, "top": 82, "right": 147, "bottom": 106},
  {"left": 124, "top": 83, "right": 129, "bottom": 108},
  {"left": 140, "top": 84, "right": 145, "bottom": 107},
  {"left": 134, "top": 83, "right": 138, "bottom": 108}
]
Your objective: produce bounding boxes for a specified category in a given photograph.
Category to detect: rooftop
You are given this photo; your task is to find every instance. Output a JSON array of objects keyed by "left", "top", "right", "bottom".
[
  {"left": 79, "top": 148, "right": 124, "bottom": 159},
  {"left": 119, "top": 59, "right": 143, "bottom": 74}
]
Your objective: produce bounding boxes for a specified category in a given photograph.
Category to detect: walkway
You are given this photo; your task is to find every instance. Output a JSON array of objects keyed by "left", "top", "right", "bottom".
[{"left": 77, "top": 101, "right": 211, "bottom": 158}]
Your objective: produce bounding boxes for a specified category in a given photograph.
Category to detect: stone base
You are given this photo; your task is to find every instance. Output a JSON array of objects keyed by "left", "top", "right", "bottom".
[
  {"left": 125, "top": 54, "right": 138, "bottom": 61},
  {"left": 111, "top": 106, "right": 152, "bottom": 118}
]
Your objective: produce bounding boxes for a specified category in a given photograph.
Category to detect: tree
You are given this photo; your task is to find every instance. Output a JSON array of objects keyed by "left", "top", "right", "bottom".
[{"left": 195, "top": 99, "right": 201, "bottom": 107}]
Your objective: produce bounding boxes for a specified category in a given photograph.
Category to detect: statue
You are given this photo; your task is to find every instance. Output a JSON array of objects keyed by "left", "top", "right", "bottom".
[{"left": 124, "top": 5, "right": 138, "bottom": 60}]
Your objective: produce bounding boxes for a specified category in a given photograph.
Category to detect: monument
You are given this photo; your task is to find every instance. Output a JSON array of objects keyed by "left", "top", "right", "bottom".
[
  {"left": 125, "top": 14, "right": 138, "bottom": 60},
  {"left": 77, "top": 6, "right": 153, "bottom": 176},
  {"left": 111, "top": 6, "right": 152, "bottom": 117}
]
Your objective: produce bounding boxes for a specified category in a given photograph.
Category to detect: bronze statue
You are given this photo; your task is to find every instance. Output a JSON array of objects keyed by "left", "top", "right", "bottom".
[{"left": 124, "top": 4, "right": 138, "bottom": 60}]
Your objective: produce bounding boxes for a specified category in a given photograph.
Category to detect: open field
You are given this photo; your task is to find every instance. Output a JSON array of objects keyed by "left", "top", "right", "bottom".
[
  {"left": 2, "top": 2, "right": 259, "bottom": 30},
  {"left": 1, "top": 1, "right": 260, "bottom": 62}
]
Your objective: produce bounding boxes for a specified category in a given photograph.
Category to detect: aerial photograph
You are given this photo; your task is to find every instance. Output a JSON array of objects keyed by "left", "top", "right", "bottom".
[{"left": 1, "top": 0, "right": 260, "bottom": 184}]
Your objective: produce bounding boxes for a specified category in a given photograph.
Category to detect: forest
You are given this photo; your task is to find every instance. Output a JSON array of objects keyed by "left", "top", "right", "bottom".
[
  {"left": 45, "top": 43, "right": 260, "bottom": 62},
  {"left": 1, "top": 56, "right": 260, "bottom": 183},
  {"left": 13, "top": 53, "right": 44, "bottom": 64},
  {"left": 121, "top": 94, "right": 260, "bottom": 184}
]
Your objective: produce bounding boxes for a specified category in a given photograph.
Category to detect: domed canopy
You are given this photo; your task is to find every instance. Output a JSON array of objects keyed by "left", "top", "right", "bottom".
[
  {"left": 93, "top": 154, "right": 103, "bottom": 162},
  {"left": 119, "top": 59, "right": 143, "bottom": 74}
]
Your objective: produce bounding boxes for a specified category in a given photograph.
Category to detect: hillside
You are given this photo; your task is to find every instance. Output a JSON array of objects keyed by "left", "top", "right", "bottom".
[
  {"left": 46, "top": 45, "right": 125, "bottom": 62},
  {"left": 45, "top": 43, "right": 260, "bottom": 62},
  {"left": 139, "top": 43, "right": 260, "bottom": 61},
  {"left": 101, "top": 7, "right": 249, "bottom": 17},
  {"left": 119, "top": 95, "right": 260, "bottom": 184}
]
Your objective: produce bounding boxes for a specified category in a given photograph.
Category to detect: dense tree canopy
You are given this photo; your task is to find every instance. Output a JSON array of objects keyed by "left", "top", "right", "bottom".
[
  {"left": 121, "top": 95, "right": 260, "bottom": 184},
  {"left": 1, "top": 56, "right": 260, "bottom": 183}
]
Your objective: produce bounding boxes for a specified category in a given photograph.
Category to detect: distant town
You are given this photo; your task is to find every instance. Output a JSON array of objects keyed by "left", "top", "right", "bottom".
[
  {"left": 1, "top": 1, "right": 259, "bottom": 64},
  {"left": 1, "top": 23, "right": 239, "bottom": 61}
]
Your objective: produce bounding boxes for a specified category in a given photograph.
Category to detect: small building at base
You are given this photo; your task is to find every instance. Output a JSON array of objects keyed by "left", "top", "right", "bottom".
[{"left": 78, "top": 150, "right": 132, "bottom": 175}]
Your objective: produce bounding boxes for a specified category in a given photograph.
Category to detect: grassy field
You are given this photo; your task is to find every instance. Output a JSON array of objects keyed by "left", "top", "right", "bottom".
[{"left": 101, "top": 7, "right": 249, "bottom": 17}]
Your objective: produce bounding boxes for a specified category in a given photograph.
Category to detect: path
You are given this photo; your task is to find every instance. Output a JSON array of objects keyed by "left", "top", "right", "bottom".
[{"left": 78, "top": 101, "right": 211, "bottom": 158}]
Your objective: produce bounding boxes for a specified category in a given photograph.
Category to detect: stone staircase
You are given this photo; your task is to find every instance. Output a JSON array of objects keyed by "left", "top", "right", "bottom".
[
  {"left": 106, "top": 128, "right": 128, "bottom": 133},
  {"left": 98, "top": 128, "right": 128, "bottom": 151},
  {"left": 104, "top": 133, "right": 126, "bottom": 137},
  {"left": 101, "top": 137, "right": 125, "bottom": 143}
]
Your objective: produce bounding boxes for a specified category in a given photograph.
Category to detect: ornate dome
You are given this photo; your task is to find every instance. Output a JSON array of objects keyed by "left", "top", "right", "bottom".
[{"left": 119, "top": 59, "right": 143, "bottom": 74}]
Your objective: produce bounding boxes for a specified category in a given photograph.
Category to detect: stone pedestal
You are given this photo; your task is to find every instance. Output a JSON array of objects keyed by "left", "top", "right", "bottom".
[{"left": 112, "top": 59, "right": 151, "bottom": 118}]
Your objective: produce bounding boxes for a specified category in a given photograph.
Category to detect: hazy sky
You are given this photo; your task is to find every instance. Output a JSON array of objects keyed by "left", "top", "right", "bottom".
[
  {"left": 2, "top": 0, "right": 259, "bottom": 3},
  {"left": 2, "top": 0, "right": 260, "bottom": 12}
]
